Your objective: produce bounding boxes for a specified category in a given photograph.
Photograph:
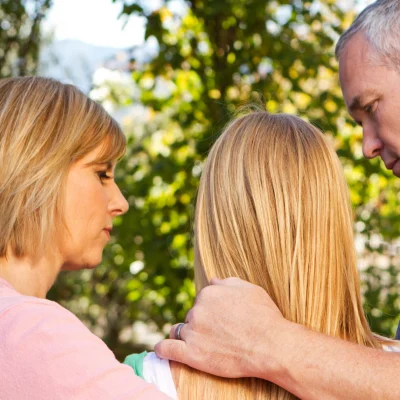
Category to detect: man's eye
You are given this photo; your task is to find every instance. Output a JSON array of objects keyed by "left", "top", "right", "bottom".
[{"left": 364, "top": 101, "right": 377, "bottom": 114}]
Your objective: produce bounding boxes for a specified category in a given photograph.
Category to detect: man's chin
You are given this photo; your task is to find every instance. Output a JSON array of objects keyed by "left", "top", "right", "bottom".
[{"left": 392, "top": 161, "right": 400, "bottom": 177}]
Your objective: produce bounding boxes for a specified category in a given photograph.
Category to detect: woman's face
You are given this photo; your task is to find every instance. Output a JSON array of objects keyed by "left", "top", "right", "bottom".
[{"left": 59, "top": 144, "right": 129, "bottom": 270}]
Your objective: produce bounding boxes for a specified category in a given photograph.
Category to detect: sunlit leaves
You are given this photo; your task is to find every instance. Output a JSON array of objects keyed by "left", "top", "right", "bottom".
[
  {"left": 51, "top": 0, "right": 400, "bottom": 356},
  {"left": 0, "top": 0, "right": 52, "bottom": 78},
  {"left": 114, "top": 0, "right": 400, "bottom": 341}
]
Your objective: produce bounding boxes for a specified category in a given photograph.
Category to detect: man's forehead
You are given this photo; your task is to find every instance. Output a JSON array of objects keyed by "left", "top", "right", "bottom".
[
  {"left": 338, "top": 35, "right": 382, "bottom": 105},
  {"left": 340, "top": 33, "right": 369, "bottom": 62}
]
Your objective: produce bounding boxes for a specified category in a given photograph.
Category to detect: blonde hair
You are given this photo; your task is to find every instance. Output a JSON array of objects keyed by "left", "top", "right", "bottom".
[
  {"left": 176, "top": 111, "right": 384, "bottom": 399},
  {"left": 0, "top": 76, "right": 126, "bottom": 259}
]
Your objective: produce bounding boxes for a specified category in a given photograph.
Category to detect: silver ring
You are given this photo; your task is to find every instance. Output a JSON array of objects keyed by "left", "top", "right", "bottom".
[{"left": 175, "top": 323, "right": 185, "bottom": 340}]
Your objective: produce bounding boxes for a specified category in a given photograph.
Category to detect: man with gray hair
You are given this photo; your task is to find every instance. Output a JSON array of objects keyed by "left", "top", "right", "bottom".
[
  {"left": 155, "top": 1, "right": 400, "bottom": 398},
  {"left": 337, "top": 0, "right": 400, "bottom": 169}
]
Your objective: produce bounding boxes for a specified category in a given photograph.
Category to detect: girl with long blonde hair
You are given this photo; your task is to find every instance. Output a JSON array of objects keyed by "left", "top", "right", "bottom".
[
  {"left": 175, "top": 110, "right": 390, "bottom": 399},
  {"left": 126, "top": 111, "right": 397, "bottom": 399}
]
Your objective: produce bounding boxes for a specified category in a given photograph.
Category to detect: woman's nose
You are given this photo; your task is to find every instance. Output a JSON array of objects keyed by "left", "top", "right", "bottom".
[{"left": 109, "top": 183, "right": 129, "bottom": 216}]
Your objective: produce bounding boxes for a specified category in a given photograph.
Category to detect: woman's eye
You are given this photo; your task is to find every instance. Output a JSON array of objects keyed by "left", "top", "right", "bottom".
[{"left": 97, "top": 171, "right": 112, "bottom": 182}]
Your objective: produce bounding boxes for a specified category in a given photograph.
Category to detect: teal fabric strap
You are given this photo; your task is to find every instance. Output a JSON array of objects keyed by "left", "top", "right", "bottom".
[{"left": 123, "top": 351, "right": 148, "bottom": 378}]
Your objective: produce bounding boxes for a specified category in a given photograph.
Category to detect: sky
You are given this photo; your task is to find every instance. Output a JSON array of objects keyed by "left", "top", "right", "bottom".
[
  {"left": 44, "top": 0, "right": 372, "bottom": 49},
  {"left": 43, "top": 0, "right": 148, "bottom": 48}
]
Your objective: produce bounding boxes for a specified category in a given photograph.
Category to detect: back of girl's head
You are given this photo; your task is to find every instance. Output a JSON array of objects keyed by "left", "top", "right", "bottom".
[
  {"left": 176, "top": 111, "right": 379, "bottom": 399},
  {"left": 0, "top": 76, "right": 126, "bottom": 259}
]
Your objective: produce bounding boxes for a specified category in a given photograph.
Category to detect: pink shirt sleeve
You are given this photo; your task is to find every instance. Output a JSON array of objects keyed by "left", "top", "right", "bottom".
[{"left": 0, "top": 300, "right": 170, "bottom": 400}]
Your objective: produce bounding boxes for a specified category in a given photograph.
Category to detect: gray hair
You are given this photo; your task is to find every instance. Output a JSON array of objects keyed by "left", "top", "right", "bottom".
[{"left": 335, "top": 0, "right": 400, "bottom": 69}]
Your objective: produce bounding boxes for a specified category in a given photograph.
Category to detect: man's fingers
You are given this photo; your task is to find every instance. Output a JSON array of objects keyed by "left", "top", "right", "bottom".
[
  {"left": 210, "top": 276, "right": 246, "bottom": 287},
  {"left": 209, "top": 277, "right": 222, "bottom": 285},
  {"left": 185, "top": 309, "right": 193, "bottom": 324},
  {"left": 154, "top": 339, "right": 188, "bottom": 363},
  {"left": 170, "top": 322, "right": 187, "bottom": 340}
]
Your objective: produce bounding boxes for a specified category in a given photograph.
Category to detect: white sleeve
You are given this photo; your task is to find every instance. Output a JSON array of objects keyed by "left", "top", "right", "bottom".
[
  {"left": 383, "top": 344, "right": 400, "bottom": 352},
  {"left": 143, "top": 352, "right": 178, "bottom": 399}
]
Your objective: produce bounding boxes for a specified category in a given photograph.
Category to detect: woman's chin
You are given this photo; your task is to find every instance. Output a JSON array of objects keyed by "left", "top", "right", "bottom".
[{"left": 61, "top": 257, "right": 103, "bottom": 271}]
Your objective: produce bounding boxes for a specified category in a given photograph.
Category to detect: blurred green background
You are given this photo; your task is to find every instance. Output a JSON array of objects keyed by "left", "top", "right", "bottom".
[{"left": 2, "top": 0, "right": 400, "bottom": 360}]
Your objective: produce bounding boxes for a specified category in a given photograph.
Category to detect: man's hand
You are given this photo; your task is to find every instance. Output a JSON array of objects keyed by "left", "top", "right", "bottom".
[
  {"left": 154, "top": 277, "right": 290, "bottom": 380},
  {"left": 155, "top": 277, "right": 400, "bottom": 400}
]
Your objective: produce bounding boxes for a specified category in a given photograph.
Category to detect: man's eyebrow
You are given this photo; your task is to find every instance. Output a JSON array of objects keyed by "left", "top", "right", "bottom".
[{"left": 349, "top": 90, "right": 380, "bottom": 112}]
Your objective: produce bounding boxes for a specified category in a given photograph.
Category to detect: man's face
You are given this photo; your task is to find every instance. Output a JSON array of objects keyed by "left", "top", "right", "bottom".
[{"left": 339, "top": 32, "right": 400, "bottom": 177}]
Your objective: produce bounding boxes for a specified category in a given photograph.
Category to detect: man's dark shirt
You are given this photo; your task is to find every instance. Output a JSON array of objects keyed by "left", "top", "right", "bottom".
[{"left": 395, "top": 321, "right": 400, "bottom": 340}]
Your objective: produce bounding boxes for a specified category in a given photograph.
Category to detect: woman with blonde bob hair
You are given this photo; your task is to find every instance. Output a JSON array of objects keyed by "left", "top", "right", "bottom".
[
  {"left": 0, "top": 76, "right": 168, "bottom": 399},
  {"left": 130, "top": 111, "right": 398, "bottom": 399}
]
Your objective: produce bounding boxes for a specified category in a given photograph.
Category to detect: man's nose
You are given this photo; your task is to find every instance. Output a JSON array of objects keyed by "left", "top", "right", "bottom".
[{"left": 362, "top": 127, "right": 383, "bottom": 159}]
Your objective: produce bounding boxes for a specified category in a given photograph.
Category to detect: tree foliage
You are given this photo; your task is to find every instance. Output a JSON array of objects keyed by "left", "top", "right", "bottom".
[
  {"left": 49, "top": 0, "right": 400, "bottom": 358},
  {"left": 0, "top": 0, "right": 52, "bottom": 78}
]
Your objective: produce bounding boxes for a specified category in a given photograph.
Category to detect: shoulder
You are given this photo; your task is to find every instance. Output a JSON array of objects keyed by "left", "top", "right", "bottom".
[
  {"left": 0, "top": 295, "right": 103, "bottom": 349},
  {"left": 0, "top": 298, "right": 169, "bottom": 400},
  {"left": 0, "top": 294, "right": 84, "bottom": 341},
  {"left": 0, "top": 293, "right": 82, "bottom": 319},
  {"left": 0, "top": 281, "right": 76, "bottom": 329}
]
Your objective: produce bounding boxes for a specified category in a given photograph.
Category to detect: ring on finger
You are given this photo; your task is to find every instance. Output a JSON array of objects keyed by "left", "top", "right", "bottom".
[{"left": 175, "top": 322, "right": 185, "bottom": 341}]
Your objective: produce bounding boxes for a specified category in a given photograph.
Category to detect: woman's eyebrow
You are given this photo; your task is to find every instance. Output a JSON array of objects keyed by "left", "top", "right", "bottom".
[
  {"left": 99, "top": 161, "right": 113, "bottom": 169},
  {"left": 85, "top": 161, "right": 113, "bottom": 169}
]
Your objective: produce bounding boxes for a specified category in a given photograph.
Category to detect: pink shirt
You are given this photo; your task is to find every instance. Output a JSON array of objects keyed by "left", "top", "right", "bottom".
[{"left": 0, "top": 278, "right": 169, "bottom": 399}]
